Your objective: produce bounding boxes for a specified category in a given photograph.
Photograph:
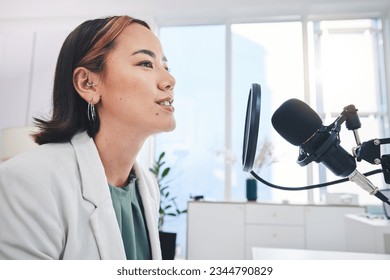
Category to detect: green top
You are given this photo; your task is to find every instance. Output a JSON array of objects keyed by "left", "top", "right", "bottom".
[{"left": 108, "top": 175, "right": 152, "bottom": 260}]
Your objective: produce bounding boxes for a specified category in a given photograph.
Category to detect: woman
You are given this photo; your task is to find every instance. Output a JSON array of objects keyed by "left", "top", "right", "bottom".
[{"left": 0, "top": 15, "right": 176, "bottom": 259}]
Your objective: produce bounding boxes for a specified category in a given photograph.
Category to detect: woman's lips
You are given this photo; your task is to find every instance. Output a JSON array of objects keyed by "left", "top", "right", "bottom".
[{"left": 156, "top": 98, "right": 175, "bottom": 112}]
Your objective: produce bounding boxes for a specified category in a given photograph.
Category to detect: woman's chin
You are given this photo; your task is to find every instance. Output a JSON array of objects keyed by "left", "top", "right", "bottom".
[
  {"left": 160, "top": 120, "right": 176, "bottom": 133},
  {"left": 165, "top": 121, "right": 176, "bottom": 132}
]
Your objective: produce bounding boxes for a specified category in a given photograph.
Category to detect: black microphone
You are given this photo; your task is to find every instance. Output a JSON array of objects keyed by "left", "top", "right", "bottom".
[
  {"left": 271, "top": 98, "right": 390, "bottom": 205},
  {"left": 271, "top": 99, "right": 356, "bottom": 176}
]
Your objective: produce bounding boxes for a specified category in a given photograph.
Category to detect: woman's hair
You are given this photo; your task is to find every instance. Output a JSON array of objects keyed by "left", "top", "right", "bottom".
[{"left": 33, "top": 16, "right": 150, "bottom": 145}]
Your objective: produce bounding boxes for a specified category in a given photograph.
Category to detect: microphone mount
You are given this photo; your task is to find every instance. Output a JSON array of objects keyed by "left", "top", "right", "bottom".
[
  {"left": 339, "top": 103, "right": 390, "bottom": 185},
  {"left": 297, "top": 104, "right": 355, "bottom": 168},
  {"left": 353, "top": 137, "right": 390, "bottom": 184},
  {"left": 297, "top": 107, "right": 357, "bottom": 177},
  {"left": 297, "top": 123, "right": 341, "bottom": 167}
]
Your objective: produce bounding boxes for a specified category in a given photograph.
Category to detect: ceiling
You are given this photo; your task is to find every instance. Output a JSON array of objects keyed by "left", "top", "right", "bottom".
[{"left": 1, "top": 0, "right": 390, "bottom": 25}]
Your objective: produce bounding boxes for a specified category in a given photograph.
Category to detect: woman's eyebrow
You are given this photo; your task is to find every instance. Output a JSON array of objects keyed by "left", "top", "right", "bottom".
[{"left": 132, "top": 49, "right": 168, "bottom": 62}]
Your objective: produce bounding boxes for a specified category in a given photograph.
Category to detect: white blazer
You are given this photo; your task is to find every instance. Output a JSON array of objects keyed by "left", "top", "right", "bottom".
[{"left": 0, "top": 131, "right": 162, "bottom": 260}]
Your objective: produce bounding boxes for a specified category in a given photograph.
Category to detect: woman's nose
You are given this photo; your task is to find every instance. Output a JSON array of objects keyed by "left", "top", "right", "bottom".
[{"left": 159, "top": 71, "right": 176, "bottom": 92}]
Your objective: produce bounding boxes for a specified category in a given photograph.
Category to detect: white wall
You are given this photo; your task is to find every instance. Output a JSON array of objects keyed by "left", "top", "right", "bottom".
[{"left": 0, "top": 20, "right": 76, "bottom": 133}]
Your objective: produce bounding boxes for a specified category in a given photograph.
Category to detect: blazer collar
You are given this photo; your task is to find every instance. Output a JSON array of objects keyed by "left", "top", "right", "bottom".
[
  {"left": 70, "top": 131, "right": 126, "bottom": 259},
  {"left": 70, "top": 131, "right": 109, "bottom": 207}
]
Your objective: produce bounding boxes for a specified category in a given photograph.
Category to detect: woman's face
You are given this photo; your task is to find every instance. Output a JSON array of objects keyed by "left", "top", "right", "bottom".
[{"left": 96, "top": 23, "right": 176, "bottom": 137}]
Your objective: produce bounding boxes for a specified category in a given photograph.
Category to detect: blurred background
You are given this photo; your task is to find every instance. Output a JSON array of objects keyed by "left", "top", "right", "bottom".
[{"left": 1, "top": 0, "right": 390, "bottom": 259}]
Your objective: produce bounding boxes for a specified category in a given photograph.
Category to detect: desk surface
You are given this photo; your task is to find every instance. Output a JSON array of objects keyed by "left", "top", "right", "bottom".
[
  {"left": 345, "top": 214, "right": 390, "bottom": 227},
  {"left": 252, "top": 247, "right": 390, "bottom": 260}
]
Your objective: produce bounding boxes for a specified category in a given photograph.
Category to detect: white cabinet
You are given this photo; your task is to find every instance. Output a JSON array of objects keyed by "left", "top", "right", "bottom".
[
  {"left": 246, "top": 225, "right": 305, "bottom": 259},
  {"left": 245, "top": 204, "right": 305, "bottom": 259},
  {"left": 246, "top": 204, "right": 305, "bottom": 225},
  {"left": 187, "top": 201, "right": 365, "bottom": 259},
  {"left": 305, "top": 206, "right": 365, "bottom": 251}
]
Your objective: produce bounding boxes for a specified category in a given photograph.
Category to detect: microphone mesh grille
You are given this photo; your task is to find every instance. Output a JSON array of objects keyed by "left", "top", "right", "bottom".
[{"left": 271, "top": 99, "right": 323, "bottom": 146}]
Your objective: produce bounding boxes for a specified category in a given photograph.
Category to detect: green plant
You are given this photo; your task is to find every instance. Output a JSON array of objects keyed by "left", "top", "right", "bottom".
[{"left": 149, "top": 151, "right": 187, "bottom": 229}]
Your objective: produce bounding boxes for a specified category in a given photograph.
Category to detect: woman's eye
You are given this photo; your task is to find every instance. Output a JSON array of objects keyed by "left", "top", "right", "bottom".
[{"left": 138, "top": 61, "right": 154, "bottom": 68}]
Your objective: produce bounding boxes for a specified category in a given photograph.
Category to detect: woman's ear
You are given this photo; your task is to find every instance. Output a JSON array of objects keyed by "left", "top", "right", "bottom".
[{"left": 73, "top": 67, "right": 100, "bottom": 104}]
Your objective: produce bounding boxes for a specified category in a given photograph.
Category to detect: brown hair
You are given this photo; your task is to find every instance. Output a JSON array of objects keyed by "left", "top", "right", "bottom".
[{"left": 33, "top": 16, "right": 150, "bottom": 145}]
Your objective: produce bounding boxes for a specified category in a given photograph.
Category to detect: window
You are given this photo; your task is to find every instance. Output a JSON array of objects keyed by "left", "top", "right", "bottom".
[
  {"left": 157, "top": 18, "right": 389, "bottom": 256},
  {"left": 157, "top": 25, "right": 226, "bottom": 202},
  {"left": 231, "top": 22, "right": 307, "bottom": 204},
  {"left": 309, "top": 19, "right": 388, "bottom": 205},
  {"left": 156, "top": 25, "right": 226, "bottom": 253}
]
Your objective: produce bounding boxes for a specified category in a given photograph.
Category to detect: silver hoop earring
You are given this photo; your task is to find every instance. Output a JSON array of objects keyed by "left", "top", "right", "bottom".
[{"left": 87, "top": 101, "right": 96, "bottom": 122}]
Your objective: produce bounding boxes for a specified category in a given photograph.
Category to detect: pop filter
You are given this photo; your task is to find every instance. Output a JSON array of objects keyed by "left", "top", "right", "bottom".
[{"left": 242, "top": 83, "right": 261, "bottom": 171}]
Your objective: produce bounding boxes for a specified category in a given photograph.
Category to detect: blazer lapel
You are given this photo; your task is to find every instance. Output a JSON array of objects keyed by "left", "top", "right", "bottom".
[
  {"left": 133, "top": 163, "right": 162, "bottom": 259},
  {"left": 71, "top": 132, "right": 126, "bottom": 260}
]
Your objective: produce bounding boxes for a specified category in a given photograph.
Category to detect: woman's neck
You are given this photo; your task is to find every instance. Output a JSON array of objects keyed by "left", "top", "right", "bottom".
[{"left": 94, "top": 129, "right": 146, "bottom": 187}]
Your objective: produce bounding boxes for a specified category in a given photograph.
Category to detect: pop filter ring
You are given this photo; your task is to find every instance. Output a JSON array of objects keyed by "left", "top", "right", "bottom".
[{"left": 242, "top": 83, "right": 261, "bottom": 172}]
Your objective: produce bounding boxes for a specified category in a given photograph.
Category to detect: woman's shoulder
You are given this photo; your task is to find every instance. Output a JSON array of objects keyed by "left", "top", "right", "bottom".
[
  {"left": 0, "top": 142, "right": 74, "bottom": 173},
  {"left": 0, "top": 138, "right": 86, "bottom": 203}
]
